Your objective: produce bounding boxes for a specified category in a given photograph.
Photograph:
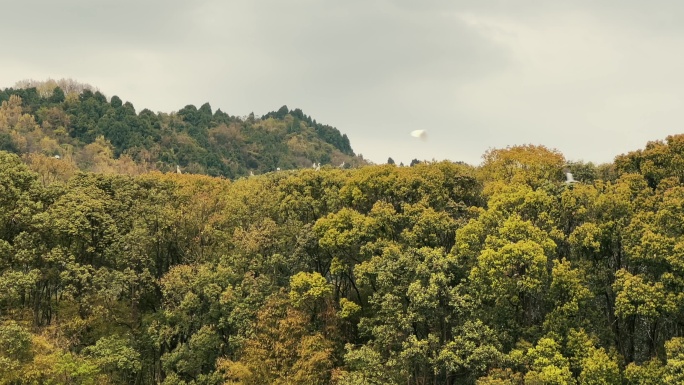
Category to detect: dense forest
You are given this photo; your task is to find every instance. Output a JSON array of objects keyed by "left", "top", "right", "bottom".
[
  {"left": 0, "top": 79, "right": 362, "bottom": 179},
  {"left": 3, "top": 80, "right": 684, "bottom": 384}
]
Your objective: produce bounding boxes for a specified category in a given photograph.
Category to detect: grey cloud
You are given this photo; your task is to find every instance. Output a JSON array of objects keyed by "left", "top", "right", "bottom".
[
  {"left": 1, "top": 0, "right": 205, "bottom": 48},
  {"left": 3, "top": 0, "right": 684, "bottom": 166}
]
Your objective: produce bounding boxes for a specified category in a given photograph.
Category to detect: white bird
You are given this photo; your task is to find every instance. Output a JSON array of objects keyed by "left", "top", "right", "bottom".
[
  {"left": 315, "top": 163, "right": 321, "bottom": 171},
  {"left": 176, "top": 165, "right": 182, "bottom": 174},
  {"left": 312, "top": 161, "right": 316, "bottom": 169},
  {"left": 339, "top": 161, "right": 345, "bottom": 168},
  {"left": 565, "top": 172, "right": 575, "bottom": 184},
  {"left": 250, "top": 171, "right": 255, "bottom": 177},
  {"left": 410, "top": 130, "right": 427, "bottom": 140},
  {"left": 54, "top": 155, "right": 61, "bottom": 159},
  {"left": 276, "top": 167, "right": 281, "bottom": 171}
]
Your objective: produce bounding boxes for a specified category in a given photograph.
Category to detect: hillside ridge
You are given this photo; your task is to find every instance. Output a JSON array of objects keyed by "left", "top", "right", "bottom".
[{"left": 0, "top": 79, "right": 365, "bottom": 178}]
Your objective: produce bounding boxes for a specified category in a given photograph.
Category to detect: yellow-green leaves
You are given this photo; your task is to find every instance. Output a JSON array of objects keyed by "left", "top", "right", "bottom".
[
  {"left": 578, "top": 347, "right": 621, "bottom": 385},
  {"left": 624, "top": 358, "right": 665, "bottom": 385},
  {"left": 0, "top": 321, "right": 32, "bottom": 381},
  {"left": 339, "top": 298, "right": 361, "bottom": 319},
  {"left": 613, "top": 270, "right": 671, "bottom": 319},
  {"left": 437, "top": 320, "right": 503, "bottom": 380},
  {"left": 470, "top": 216, "right": 554, "bottom": 305},
  {"left": 83, "top": 335, "right": 141, "bottom": 381},
  {"left": 289, "top": 272, "right": 332, "bottom": 310},
  {"left": 523, "top": 338, "right": 574, "bottom": 385},
  {"left": 665, "top": 337, "right": 684, "bottom": 384},
  {"left": 615, "top": 134, "right": 684, "bottom": 187},
  {"left": 544, "top": 260, "right": 592, "bottom": 334},
  {"left": 480, "top": 144, "right": 565, "bottom": 194}
]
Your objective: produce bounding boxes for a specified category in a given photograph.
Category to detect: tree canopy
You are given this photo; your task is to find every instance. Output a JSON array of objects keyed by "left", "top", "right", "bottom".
[{"left": 3, "top": 80, "right": 684, "bottom": 384}]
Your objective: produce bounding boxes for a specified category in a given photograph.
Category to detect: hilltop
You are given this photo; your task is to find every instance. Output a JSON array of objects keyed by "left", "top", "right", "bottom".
[{"left": 0, "top": 79, "right": 365, "bottom": 179}]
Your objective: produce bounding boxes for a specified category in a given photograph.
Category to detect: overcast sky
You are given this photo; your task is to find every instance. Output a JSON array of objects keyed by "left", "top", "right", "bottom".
[{"left": 2, "top": 0, "right": 684, "bottom": 166}]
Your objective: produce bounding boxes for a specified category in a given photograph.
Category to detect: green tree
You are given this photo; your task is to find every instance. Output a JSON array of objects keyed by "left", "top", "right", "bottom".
[{"left": 578, "top": 347, "right": 621, "bottom": 385}]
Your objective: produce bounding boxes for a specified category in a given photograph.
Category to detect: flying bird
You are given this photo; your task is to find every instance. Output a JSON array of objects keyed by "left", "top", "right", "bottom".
[
  {"left": 411, "top": 130, "right": 427, "bottom": 140},
  {"left": 565, "top": 172, "right": 576, "bottom": 184}
]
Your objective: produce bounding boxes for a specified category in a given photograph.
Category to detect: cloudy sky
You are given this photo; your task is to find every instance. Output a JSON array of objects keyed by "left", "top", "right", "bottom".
[{"left": 2, "top": 0, "right": 684, "bottom": 166}]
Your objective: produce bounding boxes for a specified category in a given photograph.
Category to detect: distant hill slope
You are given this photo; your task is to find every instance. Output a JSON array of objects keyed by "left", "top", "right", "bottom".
[{"left": 0, "top": 79, "right": 365, "bottom": 178}]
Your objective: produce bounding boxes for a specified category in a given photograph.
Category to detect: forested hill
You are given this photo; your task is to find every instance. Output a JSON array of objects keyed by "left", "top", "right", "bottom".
[
  {"left": 4, "top": 131, "right": 684, "bottom": 384},
  {"left": 0, "top": 79, "right": 364, "bottom": 178}
]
